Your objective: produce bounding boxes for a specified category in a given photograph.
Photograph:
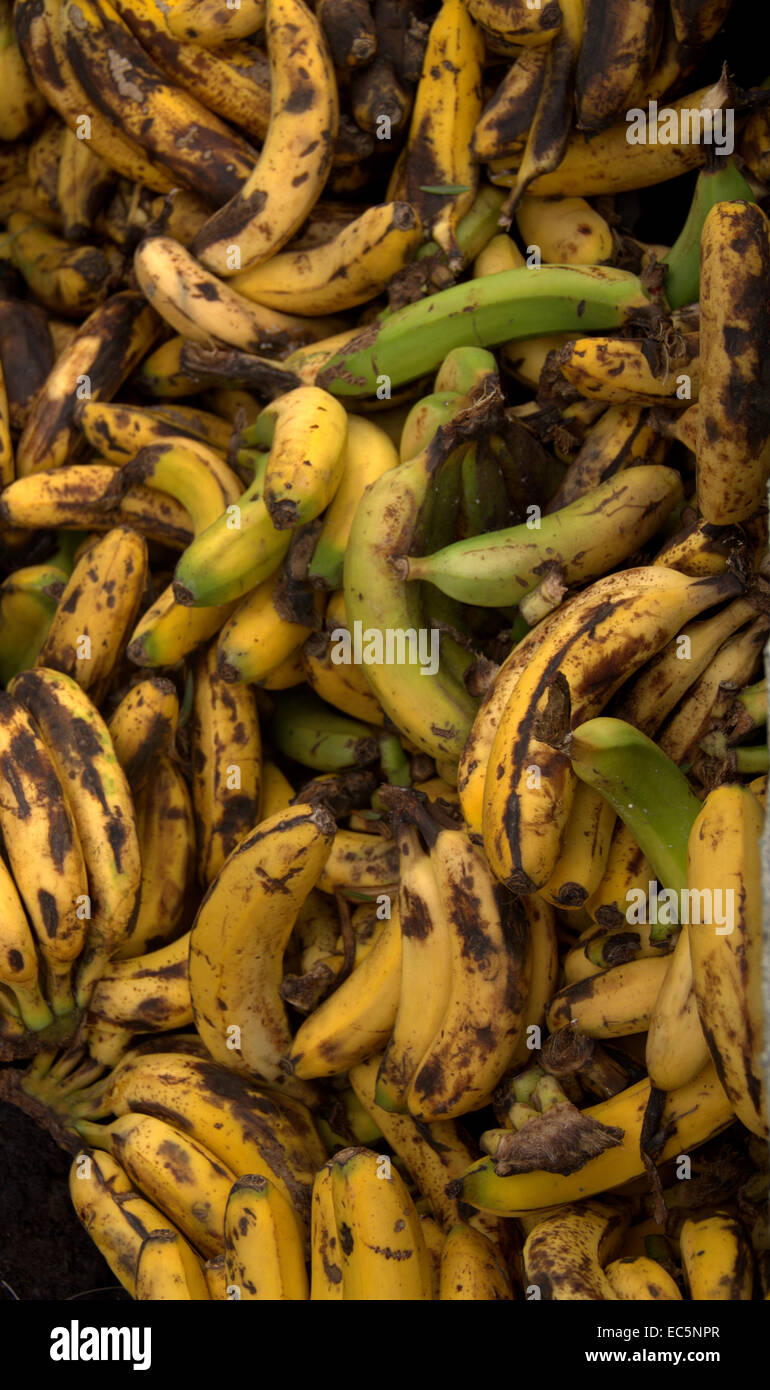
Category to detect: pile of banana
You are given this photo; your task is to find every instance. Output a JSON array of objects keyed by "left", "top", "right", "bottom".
[{"left": 1, "top": 0, "right": 769, "bottom": 1302}]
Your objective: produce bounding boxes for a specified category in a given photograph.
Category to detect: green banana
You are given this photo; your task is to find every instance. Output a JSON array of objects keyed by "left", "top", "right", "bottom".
[
  {"left": 173, "top": 454, "right": 291, "bottom": 608},
  {"left": 399, "top": 392, "right": 464, "bottom": 463},
  {"left": 416, "top": 186, "right": 506, "bottom": 267},
  {"left": 662, "top": 158, "right": 756, "bottom": 310},
  {"left": 0, "top": 560, "right": 69, "bottom": 683},
  {"left": 317, "top": 266, "right": 650, "bottom": 397},
  {"left": 460, "top": 439, "right": 515, "bottom": 540},
  {"left": 396, "top": 466, "right": 683, "bottom": 606},
  {"left": 434, "top": 346, "right": 498, "bottom": 397},
  {"left": 270, "top": 690, "right": 380, "bottom": 772},
  {"left": 568, "top": 717, "right": 702, "bottom": 937}
]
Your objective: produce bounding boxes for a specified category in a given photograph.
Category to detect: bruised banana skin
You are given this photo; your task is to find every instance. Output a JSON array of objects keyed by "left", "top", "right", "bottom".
[
  {"left": 0, "top": 692, "right": 88, "bottom": 1018},
  {"left": 189, "top": 642, "right": 261, "bottom": 887},
  {"left": 10, "top": 668, "right": 142, "bottom": 1009},
  {"left": 188, "top": 804, "right": 335, "bottom": 1085},
  {"left": 523, "top": 1202, "right": 627, "bottom": 1300},
  {"left": 59, "top": 0, "right": 257, "bottom": 205},
  {"left": 36, "top": 526, "right": 148, "bottom": 705},
  {"left": 191, "top": 0, "right": 339, "bottom": 276},
  {"left": 546, "top": 954, "right": 671, "bottom": 1039},
  {"left": 0, "top": 856, "right": 55, "bottom": 1032},
  {"left": 114, "top": 755, "right": 195, "bottom": 959},
  {"left": 15, "top": 291, "right": 158, "bottom": 477},
  {"left": 482, "top": 568, "right": 740, "bottom": 894},
  {"left": 575, "top": 0, "right": 661, "bottom": 133},
  {"left": 330, "top": 1146, "right": 433, "bottom": 1300},
  {"left": 107, "top": 676, "right": 179, "bottom": 791},
  {"left": 439, "top": 1224, "right": 514, "bottom": 1301},
  {"left": 696, "top": 201, "right": 770, "bottom": 524},
  {"left": 604, "top": 1256, "right": 682, "bottom": 1301},
  {"left": 687, "top": 785, "right": 768, "bottom": 1138}
]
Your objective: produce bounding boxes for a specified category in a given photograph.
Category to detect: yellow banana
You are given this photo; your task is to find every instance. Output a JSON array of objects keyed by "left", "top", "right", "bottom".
[
  {"left": 557, "top": 334, "right": 699, "bottom": 405},
  {"left": 680, "top": 1214, "right": 754, "bottom": 1300},
  {"left": 287, "top": 905, "right": 401, "bottom": 1079},
  {"left": 68, "top": 1148, "right": 177, "bottom": 1297},
  {"left": 114, "top": 755, "right": 195, "bottom": 960},
  {"left": 190, "top": 642, "right": 261, "bottom": 886},
  {"left": 11, "top": 668, "right": 142, "bottom": 1008},
  {"left": 56, "top": 126, "right": 115, "bottom": 242},
  {"left": 189, "top": 803, "right": 335, "bottom": 1084},
  {"left": 696, "top": 201, "right": 770, "bottom": 524},
  {"left": 0, "top": 0, "right": 48, "bottom": 139},
  {"left": 516, "top": 196, "right": 613, "bottom": 265},
  {"left": 330, "top": 1146, "right": 433, "bottom": 1300},
  {"left": 549, "top": 404, "right": 668, "bottom": 511},
  {"left": 658, "top": 616, "right": 769, "bottom": 765},
  {"left": 215, "top": 568, "right": 319, "bottom": 687},
  {"left": 255, "top": 385, "right": 348, "bottom": 531},
  {"left": 524, "top": 1202, "right": 626, "bottom": 1300},
  {"left": 224, "top": 1175, "right": 309, "bottom": 1300},
  {"left": 232, "top": 202, "right": 422, "bottom": 316},
  {"left": 646, "top": 924, "right": 710, "bottom": 1093},
  {"left": 547, "top": 955, "right": 671, "bottom": 1039},
  {"left": 190, "top": 0, "right": 338, "bottom": 277},
  {"left": 439, "top": 1224, "right": 514, "bottom": 1301},
  {"left": 605, "top": 1255, "right": 682, "bottom": 1301},
  {"left": 7, "top": 213, "right": 120, "bottom": 318},
  {"left": 540, "top": 780, "right": 616, "bottom": 911},
  {"left": 135, "top": 1228, "right": 210, "bottom": 1300},
  {"left": 0, "top": 856, "right": 55, "bottom": 1033},
  {"left": 317, "top": 829, "right": 399, "bottom": 898},
  {"left": 166, "top": 0, "right": 265, "bottom": 45},
  {"left": 310, "top": 1162, "right": 343, "bottom": 1300},
  {"left": 687, "top": 784, "right": 767, "bottom": 1138},
  {"left": 107, "top": 675, "right": 179, "bottom": 790},
  {"left": 85, "top": 932, "right": 192, "bottom": 1064},
  {"left": 36, "top": 527, "right": 148, "bottom": 705},
  {"left": 308, "top": 416, "right": 399, "bottom": 590},
  {"left": 0, "top": 691, "right": 88, "bottom": 1017}
]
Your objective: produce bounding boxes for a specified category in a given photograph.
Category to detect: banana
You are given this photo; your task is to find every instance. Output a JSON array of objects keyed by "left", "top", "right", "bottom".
[
  {"left": 68, "top": 1148, "right": 177, "bottom": 1296},
  {"left": 483, "top": 568, "right": 738, "bottom": 894},
  {"left": 114, "top": 755, "right": 194, "bottom": 959},
  {"left": 696, "top": 201, "right": 770, "bottom": 524},
  {"left": 224, "top": 1175, "right": 309, "bottom": 1300},
  {"left": 0, "top": 560, "right": 69, "bottom": 683},
  {"left": 10, "top": 668, "right": 142, "bottom": 1007},
  {"left": 516, "top": 196, "right": 613, "bottom": 265},
  {"left": 166, "top": 0, "right": 265, "bottom": 45},
  {"left": 135, "top": 1228, "right": 210, "bottom": 1300},
  {"left": 0, "top": 293, "right": 55, "bottom": 434},
  {"left": 687, "top": 784, "right": 767, "bottom": 1138},
  {"left": 310, "top": 1162, "right": 343, "bottom": 1300},
  {"left": 0, "top": 463, "right": 193, "bottom": 546},
  {"left": 171, "top": 455, "right": 292, "bottom": 610},
  {"left": 439, "top": 1224, "right": 513, "bottom": 1301},
  {"left": 36, "top": 527, "right": 148, "bottom": 705},
  {"left": 253, "top": 385, "right": 349, "bottom": 531},
  {"left": 59, "top": 0, "right": 256, "bottom": 205},
  {"left": 398, "top": 390, "right": 463, "bottom": 462},
  {"left": 76, "top": 1110, "right": 236, "bottom": 1257},
  {"left": 107, "top": 675, "right": 179, "bottom": 789},
  {"left": 301, "top": 631, "right": 385, "bottom": 726},
  {"left": 56, "top": 127, "right": 115, "bottom": 241},
  {"left": 231, "top": 203, "right": 422, "bottom": 317},
  {"left": 14, "top": 0, "right": 177, "bottom": 192},
  {"left": 330, "top": 1146, "right": 433, "bottom": 1299},
  {"left": 318, "top": 265, "right": 649, "bottom": 397},
  {"left": 669, "top": 0, "right": 734, "bottom": 45},
  {"left": 604, "top": 1255, "right": 682, "bottom": 1301},
  {"left": 190, "top": 0, "right": 338, "bottom": 276},
  {"left": 15, "top": 291, "right": 158, "bottom": 477},
  {"left": 575, "top": 0, "right": 661, "bottom": 133},
  {"left": 658, "top": 616, "right": 769, "bottom": 764},
  {"left": 128, "top": 585, "right": 239, "bottom": 669},
  {"left": 189, "top": 803, "right": 335, "bottom": 1083},
  {"left": 496, "top": 0, "right": 584, "bottom": 219},
  {"left": 0, "top": 0, "right": 48, "bottom": 139},
  {"left": 680, "top": 1213, "right": 753, "bottom": 1300},
  {"left": 397, "top": 0, "right": 482, "bottom": 264},
  {"left": 317, "top": 829, "right": 399, "bottom": 897},
  {"left": 0, "top": 353, "right": 12, "bottom": 489},
  {"left": 663, "top": 156, "right": 756, "bottom": 310},
  {"left": 405, "top": 820, "right": 530, "bottom": 1121},
  {"left": 84, "top": 932, "right": 192, "bottom": 1064},
  {"left": 540, "top": 780, "right": 616, "bottom": 911},
  {"left": 400, "top": 466, "right": 683, "bottom": 606},
  {"left": 646, "top": 923, "right": 710, "bottom": 1092},
  {"left": 134, "top": 237, "right": 339, "bottom": 355},
  {"left": 287, "top": 905, "right": 401, "bottom": 1079},
  {"left": 111, "top": 0, "right": 271, "bottom": 141},
  {"left": 457, "top": 1063, "right": 733, "bottom": 1215},
  {"left": 0, "top": 856, "right": 55, "bottom": 1033},
  {"left": 190, "top": 642, "right": 261, "bottom": 886},
  {"left": 104, "top": 1048, "right": 325, "bottom": 1228},
  {"left": 204, "top": 1255, "right": 227, "bottom": 1300},
  {"left": 374, "top": 818, "right": 452, "bottom": 1112},
  {"left": 548, "top": 405, "right": 668, "bottom": 511},
  {"left": 6, "top": 213, "right": 120, "bottom": 318},
  {"left": 613, "top": 596, "right": 758, "bottom": 736},
  {"left": 472, "top": 46, "right": 546, "bottom": 163},
  {"left": 557, "top": 334, "right": 700, "bottom": 406},
  {"left": 547, "top": 955, "right": 671, "bottom": 1039},
  {"left": 308, "top": 416, "right": 399, "bottom": 588},
  {"left": 524, "top": 1202, "right": 626, "bottom": 1300},
  {"left": 270, "top": 690, "right": 379, "bottom": 772},
  {"left": 260, "top": 762, "right": 295, "bottom": 820},
  {"left": 0, "top": 691, "right": 88, "bottom": 1017}
]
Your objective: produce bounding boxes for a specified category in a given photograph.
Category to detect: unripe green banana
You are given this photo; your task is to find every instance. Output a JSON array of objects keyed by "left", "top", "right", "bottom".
[
  {"left": 662, "top": 158, "right": 755, "bottom": 310},
  {"left": 568, "top": 718, "right": 702, "bottom": 932},
  {"left": 173, "top": 453, "right": 291, "bottom": 608},
  {"left": 397, "top": 466, "right": 683, "bottom": 605},
  {"left": 434, "top": 346, "right": 498, "bottom": 396},
  {"left": 270, "top": 690, "right": 380, "bottom": 772},
  {"left": 318, "top": 266, "right": 650, "bottom": 397}
]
